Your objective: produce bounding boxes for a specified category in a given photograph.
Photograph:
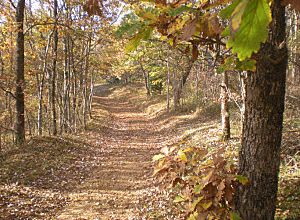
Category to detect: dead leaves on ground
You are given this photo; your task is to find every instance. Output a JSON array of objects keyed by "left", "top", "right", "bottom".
[
  {"left": 0, "top": 136, "right": 100, "bottom": 219},
  {"left": 0, "top": 184, "right": 68, "bottom": 219}
]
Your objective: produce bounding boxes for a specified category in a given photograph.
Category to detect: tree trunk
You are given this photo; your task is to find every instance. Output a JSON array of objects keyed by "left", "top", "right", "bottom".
[
  {"left": 239, "top": 71, "right": 247, "bottom": 136},
  {"left": 235, "top": 1, "right": 288, "bottom": 219},
  {"left": 38, "top": 32, "right": 52, "bottom": 135},
  {"left": 220, "top": 71, "right": 230, "bottom": 140},
  {"left": 139, "top": 60, "right": 151, "bottom": 96},
  {"left": 172, "top": 70, "right": 177, "bottom": 111},
  {"left": 51, "top": 0, "right": 58, "bottom": 135},
  {"left": 0, "top": 127, "right": 2, "bottom": 152},
  {"left": 88, "top": 70, "right": 94, "bottom": 119},
  {"left": 166, "top": 58, "right": 170, "bottom": 112},
  {"left": 82, "top": 35, "right": 91, "bottom": 129},
  {"left": 173, "top": 62, "right": 194, "bottom": 109},
  {"left": 15, "top": 0, "right": 26, "bottom": 145},
  {"left": 195, "top": 65, "right": 200, "bottom": 100},
  {"left": 63, "top": 35, "right": 70, "bottom": 132}
]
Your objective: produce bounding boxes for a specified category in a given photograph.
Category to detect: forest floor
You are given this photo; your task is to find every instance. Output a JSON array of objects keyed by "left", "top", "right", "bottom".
[{"left": 0, "top": 83, "right": 299, "bottom": 219}]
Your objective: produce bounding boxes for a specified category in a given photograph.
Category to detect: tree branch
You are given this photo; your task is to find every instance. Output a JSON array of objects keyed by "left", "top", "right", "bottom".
[
  {"left": 24, "top": 22, "right": 74, "bottom": 35},
  {"left": 0, "top": 124, "right": 15, "bottom": 133},
  {"left": 8, "top": 0, "right": 16, "bottom": 9},
  {"left": 0, "top": 85, "right": 16, "bottom": 99}
]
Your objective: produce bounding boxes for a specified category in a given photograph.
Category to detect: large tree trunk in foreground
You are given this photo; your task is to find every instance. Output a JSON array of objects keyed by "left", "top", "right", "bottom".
[
  {"left": 235, "top": 1, "right": 288, "bottom": 219},
  {"left": 15, "top": 0, "right": 26, "bottom": 145}
]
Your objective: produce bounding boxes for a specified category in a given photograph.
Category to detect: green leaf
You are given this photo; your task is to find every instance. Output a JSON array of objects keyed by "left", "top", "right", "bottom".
[
  {"left": 217, "top": 56, "right": 236, "bottom": 74},
  {"left": 135, "top": 7, "right": 158, "bottom": 24},
  {"left": 217, "top": 57, "right": 256, "bottom": 73},
  {"left": 221, "top": 26, "right": 231, "bottom": 37},
  {"left": 168, "top": 5, "right": 193, "bottom": 16},
  {"left": 152, "top": 154, "right": 165, "bottom": 161},
  {"left": 220, "top": 0, "right": 242, "bottom": 19},
  {"left": 174, "top": 194, "right": 186, "bottom": 203},
  {"left": 115, "top": 13, "right": 142, "bottom": 38},
  {"left": 125, "top": 27, "right": 153, "bottom": 53},
  {"left": 231, "top": 0, "right": 248, "bottom": 32},
  {"left": 125, "top": 34, "right": 143, "bottom": 53},
  {"left": 236, "top": 59, "right": 256, "bottom": 71},
  {"left": 235, "top": 175, "right": 249, "bottom": 185},
  {"left": 230, "top": 212, "right": 242, "bottom": 220},
  {"left": 225, "top": 0, "right": 272, "bottom": 60}
]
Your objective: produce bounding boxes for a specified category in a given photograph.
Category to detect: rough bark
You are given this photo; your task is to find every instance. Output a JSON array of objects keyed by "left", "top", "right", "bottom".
[
  {"left": 220, "top": 71, "right": 230, "bottom": 140},
  {"left": 15, "top": 0, "right": 26, "bottom": 145},
  {"left": 235, "top": 1, "right": 288, "bottom": 219}
]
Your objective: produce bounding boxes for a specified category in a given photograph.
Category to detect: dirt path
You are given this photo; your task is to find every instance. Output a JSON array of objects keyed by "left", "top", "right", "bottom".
[{"left": 57, "top": 86, "right": 171, "bottom": 219}]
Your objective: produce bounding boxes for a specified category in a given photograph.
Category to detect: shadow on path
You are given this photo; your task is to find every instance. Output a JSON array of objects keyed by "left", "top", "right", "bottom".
[{"left": 56, "top": 85, "right": 175, "bottom": 220}]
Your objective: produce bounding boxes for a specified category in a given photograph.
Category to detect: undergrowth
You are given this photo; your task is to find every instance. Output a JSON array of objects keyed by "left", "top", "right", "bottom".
[{"left": 118, "top": 84, "right": 299, "bottom": 219}]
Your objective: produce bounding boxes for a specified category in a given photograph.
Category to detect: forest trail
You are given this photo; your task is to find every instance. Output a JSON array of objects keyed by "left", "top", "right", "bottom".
[
  {"left": 57, "top": 85, "right": 172, "bottom": 219},
  {"left": 1, "top": 85, "right": 298, "bottom": 219}
]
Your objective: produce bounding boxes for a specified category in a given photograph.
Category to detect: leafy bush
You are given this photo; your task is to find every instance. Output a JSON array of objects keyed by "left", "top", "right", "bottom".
[{"left": 153, "top": 144, "right": 245, "bottom": 220}]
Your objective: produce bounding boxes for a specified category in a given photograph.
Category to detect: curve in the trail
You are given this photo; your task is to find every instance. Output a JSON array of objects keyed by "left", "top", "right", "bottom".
[{"left": 57, "top": 86, "right": 172, "bottom": 220}]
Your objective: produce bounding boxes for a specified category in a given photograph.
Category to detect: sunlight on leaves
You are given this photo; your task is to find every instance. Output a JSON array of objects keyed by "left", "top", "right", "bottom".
[{"left": 223, "top": 0, "right": 272, "bottom": 60}]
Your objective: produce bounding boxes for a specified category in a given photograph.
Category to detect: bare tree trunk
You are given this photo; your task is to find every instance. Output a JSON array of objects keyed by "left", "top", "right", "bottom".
[
  {"left": 63, "top": 36, "right": 70, "bottom": 132},
  {"left": 235, "top": 1, "right": 288, "bottom": 219},
  {"left": 15, "top": 0, "right": 26, "bottom": 145},
  {"left": 62, "top": 3, "right": 71, "bottom": 133},
  {"left": 51, "top": 0, "right": 58, "bottom": 135},
  {"left": 166, "top": 58, "right": 170, "bottom": 112},
  {"left": 70, "top": 39, "right": 77, "bottom": 131},
  {"left": 0, "top": 127, "right": 2, "bottom": 152},
  {"left": 239, "top": 71, "right": 247, "bottom": 136},
  {"left": 139, "top": 60, "right": 151, "bottom": 96},
  {"left": 172, "top": 70, "right": 177, "bottom": 111},
  {"left": 46, "top": 69, "right": 51, "bottom": 135},
  {"left": 88, "top": 70, "right": 94, "bottom": 119},
  {"left": 38, "top": 32, "right": 52, "bottom": 135},
  {"left": 9, "top": 4, "right": 15, "bottom": 143},
  {"left": 26, "top": 113, "right": 32, "bottom": 136},
  {"left": 82, "top": 35, "right": 91, "bottom": 129},
  {"left": 173, "top": 62, "right": 194, "bottom": 110},
  {"left": 195, "top": 65, "right": 200, "bottom": 100},
  {"left": 220, "top": 71, "right": 230, "bottom": 140}
]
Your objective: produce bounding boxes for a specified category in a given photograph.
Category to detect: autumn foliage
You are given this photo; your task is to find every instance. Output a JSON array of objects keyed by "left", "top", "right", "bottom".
[{"left": 153, "top": 143, "right": 247, "bottom": 220}]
